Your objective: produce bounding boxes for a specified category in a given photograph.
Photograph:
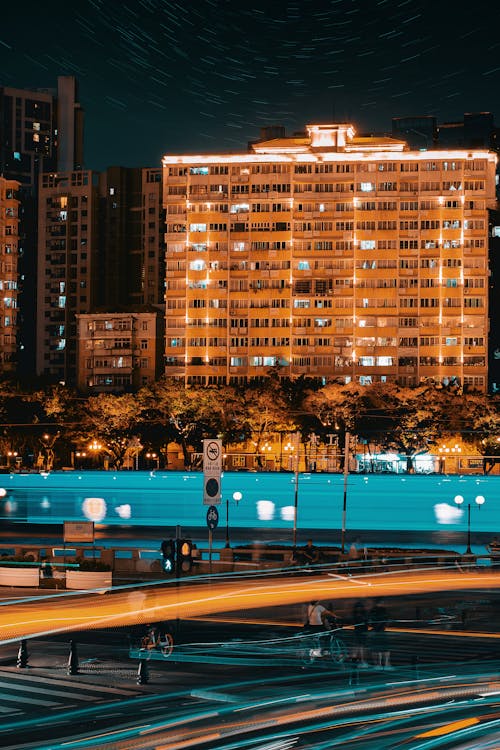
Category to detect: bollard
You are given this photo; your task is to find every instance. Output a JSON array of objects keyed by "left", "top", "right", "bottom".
[
  {"left": 67, "top": 640, "right": 79, "bottom": 675},
  {"left": 412, "top": 655, "right": 420, "bottom": 679},
  {"left": 17, "top": 640, "right": 29, "bottom": 668},
  {"left": 348, "top": 657, "right": 360, "bottom": 687},
  {"left": 137, "top": 658, "right": 149, "bottom": 685}
]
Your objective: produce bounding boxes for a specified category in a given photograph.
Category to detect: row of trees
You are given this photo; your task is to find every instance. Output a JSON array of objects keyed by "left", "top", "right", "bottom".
[{"left": 0, "top": 374, "right": 499, "bottom": 471}]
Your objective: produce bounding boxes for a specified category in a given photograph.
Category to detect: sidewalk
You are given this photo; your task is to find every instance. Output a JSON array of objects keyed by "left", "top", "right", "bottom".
[{"left": 0, "top": 639, "right": 181, "bottom": 691}]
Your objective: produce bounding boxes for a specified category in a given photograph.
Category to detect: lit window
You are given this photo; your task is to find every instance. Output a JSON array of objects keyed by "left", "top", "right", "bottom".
[
  {"left": 33, "top": 122, "right": 41, "bottom": 131},
  {"left": 189, "top": 260, "right": 206, "bottom": 271},
  {"left": 360, "top": 182, "right": 374, "bottom": 192},
  {"left": 189, "top": 223, "right": 207, "bottom": 232},
  {"left": 298, "top": 261, "right": 310, "bottom": 270},
  {"left": 360, "top": 240, "right": 375, "bottom": 250}
]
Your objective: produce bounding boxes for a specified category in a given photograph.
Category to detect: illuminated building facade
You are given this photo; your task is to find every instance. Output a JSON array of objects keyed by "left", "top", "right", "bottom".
[
  {"left": 0, "top": 177, "right": 19, "bottom": 372},
  {"left": 163, "top": 123, "right": 496, "bottom": 391}
]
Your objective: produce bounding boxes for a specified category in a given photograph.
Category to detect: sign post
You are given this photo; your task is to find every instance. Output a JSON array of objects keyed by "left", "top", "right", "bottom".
[
  {"left": 203, "top": 439, "right": 222, "bottom": 505},
  {"left": 203, "top": 441, "right": 221, "bottom": 574},
  {"left": 206, "top": 505, "right": 219, "bottom": 574}
]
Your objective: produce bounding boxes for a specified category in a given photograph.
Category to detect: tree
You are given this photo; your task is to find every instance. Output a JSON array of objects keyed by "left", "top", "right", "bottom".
[
  {"left": 137, "top": 378, "right": 224, "bottom": 468},
  {"left": 240, "top": 379, "right": 298, "bottom": 467},
  {"left": 77, "top": 393, "right": 143, "bottom": 470}
]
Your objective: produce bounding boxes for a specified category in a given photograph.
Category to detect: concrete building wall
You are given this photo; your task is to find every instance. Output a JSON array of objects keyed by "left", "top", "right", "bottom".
[
  {"left": 0, "top": 177, "right": 20, "bottom": 372},
  {"left": 36, "top": 170, "right": 99, "bottom": 383},
  {"left": 76, "top": 310, "right": 163, "bottom": 392},
  {"left": 162, "top": 122, "right": 496, "bottom": 392}
]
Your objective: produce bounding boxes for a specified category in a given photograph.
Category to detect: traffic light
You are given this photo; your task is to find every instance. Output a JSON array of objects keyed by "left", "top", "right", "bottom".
[
  {"left": 176, "top": 538, "right": 193, "bottom": 574},
  {"left": 160, "top": 539, "right": 176, "bottom": 574}
]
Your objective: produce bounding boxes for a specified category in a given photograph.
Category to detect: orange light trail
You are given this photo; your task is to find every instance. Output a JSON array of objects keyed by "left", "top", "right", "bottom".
[{"left": 0, "top": 570, "right": 498, "bottom": 643}]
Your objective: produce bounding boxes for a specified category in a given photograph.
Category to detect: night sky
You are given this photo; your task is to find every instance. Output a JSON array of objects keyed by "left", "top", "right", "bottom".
[{"left": 2, "top": 0, "right": 500, "bottom": 171}]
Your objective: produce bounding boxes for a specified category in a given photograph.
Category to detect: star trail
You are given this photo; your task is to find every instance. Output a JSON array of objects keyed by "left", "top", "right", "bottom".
[{"left": 1, "top": 0, "right": 499, "bottom": 169}]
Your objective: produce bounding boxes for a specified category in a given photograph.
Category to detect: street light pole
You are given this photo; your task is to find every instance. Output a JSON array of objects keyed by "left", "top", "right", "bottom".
[
  {"left": 292, "top": 431, "right": 300, "bottom": 548},
  {"left": 454, "top": 494, "right": 485, "bottom": 555},
  {"left": 341, "top": 431, "right": 350, "bottom": 554},
  {"left": 225, "top": 491, "right": 242, "bottom": 549}
]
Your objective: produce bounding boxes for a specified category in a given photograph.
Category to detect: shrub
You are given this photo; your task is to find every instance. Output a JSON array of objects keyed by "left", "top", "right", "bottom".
[
  {"left": 0, "top": 555, "right": 34, "bottom": 566},
  {"left": 77, "top": 558, "right": 111, "bottom": 572}
]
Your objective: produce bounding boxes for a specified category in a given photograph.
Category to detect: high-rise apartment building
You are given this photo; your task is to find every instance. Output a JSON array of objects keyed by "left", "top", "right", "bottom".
[
  {"left": 97, "top": 166, "right": 165, "bottom": 310},
  {"left": 162, "top": 123, "right": 496, "bottom": 392},
  {"left": 36, "top": 170, "right": 99, "bottom": 384},
  {"left": 140, "top": 168, "right": 165, "bottom": 307},
  {"left": 37, "top": 165, "right": 165, "bottom": 389},
  {"left": 0, "top": 75, "right": 83, "bottom": 187},
  {"left": 0, "top": 76, "right": 83, "bottom": 377},
  {"left": 0, "top": 177, "right": 20, "bottom": 373}
]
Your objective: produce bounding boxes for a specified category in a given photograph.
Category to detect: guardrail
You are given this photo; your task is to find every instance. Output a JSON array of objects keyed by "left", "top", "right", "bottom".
[{"left": 0, "top": 542, "right": 498, "bottom": 586}]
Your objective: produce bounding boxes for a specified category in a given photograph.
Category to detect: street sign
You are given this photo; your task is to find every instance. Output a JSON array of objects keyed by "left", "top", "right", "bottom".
[
  {"left": 203, "top": 439, "right": 222, "bottom": 505},
  {"left": 206, "top": 505, "right": 219, "bottom": 531},
  {"left": 203, "top": 439, "right": 222, "bottom": 474}
]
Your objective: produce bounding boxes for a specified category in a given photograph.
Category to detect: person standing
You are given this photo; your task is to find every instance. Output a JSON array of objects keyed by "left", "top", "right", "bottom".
[
  {"left": 306, "top": 600, "right": 337, "bottom": 632},
  {"left": 369, "top": 598, "right": 393, "bottom": 670},
  {"left": 487, "top": 537, "right": 500, "bottom": 569},
  {"left": 351, "top": 600, "right": 369, "bottom": 667}
]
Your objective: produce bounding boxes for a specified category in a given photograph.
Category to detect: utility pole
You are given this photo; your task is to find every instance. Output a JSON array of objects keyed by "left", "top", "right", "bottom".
[
  {"left": 341, "top": 431, "right": 350, "bottom": 554},
  {"left": 292, "top": 431, "right": 300, "bottom": 548}
]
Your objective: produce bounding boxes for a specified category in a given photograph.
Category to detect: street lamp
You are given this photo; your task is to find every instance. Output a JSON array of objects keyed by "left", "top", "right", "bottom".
[
  {"left": 146, "top": 452, "right": 159, "bottom": 469},
  {"left": 225, "top": 490, "right": 242, "bottom": 549},
  {"left": 88, "top": 440, "right": 102, "bottom": 468},
  {"left": 6, "top": 450, "right": 18, "bottom": 469},
  {"left": 454, "top": 494, "right": 485, "bottom": 555}
]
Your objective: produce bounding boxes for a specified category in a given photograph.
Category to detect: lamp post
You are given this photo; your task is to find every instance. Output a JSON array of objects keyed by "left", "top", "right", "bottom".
[
  {"left": 88, "top": 440, "right": 102, "bottom": 469},
  {"left": 146, "top": 452, "right": 159, "bottom": 469},
  {"left": 225, "top": 491, "right": 242, "bottom": 548},
  {"left": 454, "top": 494, "right": 485, "bottom": 555},
  {"left": 6, "top": 450, "right": 17, "bottom": 469},
  {"left": 341, "top": 431, "right": 350, "bottom": 554},
  {"left": 292, "top": 431, "right": 300, "bottom": 548}
]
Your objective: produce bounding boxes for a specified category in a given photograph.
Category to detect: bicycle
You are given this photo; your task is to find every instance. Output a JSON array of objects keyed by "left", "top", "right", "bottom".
[
  {"left": 300, "top": 628, "right": 349, "bottom": 666},
  {"left": 140, "top": 626, "right": 174, "bottom": 657}
]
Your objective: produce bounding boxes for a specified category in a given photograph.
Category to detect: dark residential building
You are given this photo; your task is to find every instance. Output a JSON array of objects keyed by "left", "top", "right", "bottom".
[
  {"left": 391, "top": 116, "right": 437, "bottom": 150},
  {"left": 36, "top": 166, "right": 164, "bottom": 388},
  {"left": 0, "top": 76, "right": 83, "bottom": 378}
]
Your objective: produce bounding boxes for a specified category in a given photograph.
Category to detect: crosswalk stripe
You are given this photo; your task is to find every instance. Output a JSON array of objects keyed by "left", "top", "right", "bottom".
[
  {"left": 0, "top": 679, "right": 98, "bottom": 702},
  {"left": 0, "top": 688, "right": 58, "bottom": 707},
  {"left": 1, "top": 668, "right": 140, "bottom": 696},
  {"left": 0, "top": 705, "right": 22, "bottom": 714}
]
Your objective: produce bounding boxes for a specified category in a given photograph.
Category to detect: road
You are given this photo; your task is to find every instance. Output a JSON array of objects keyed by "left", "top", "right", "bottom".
[
  {"left": 0, "top": 568, "right": 499, "bottom": 643},
  {"left": 0, "top": 627, "right": 499, "bottom": 750}
]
